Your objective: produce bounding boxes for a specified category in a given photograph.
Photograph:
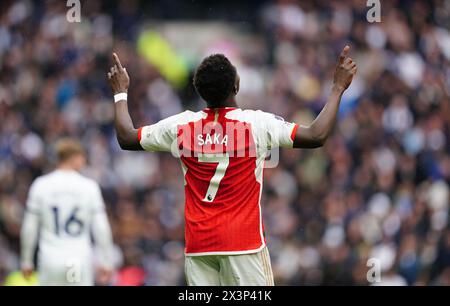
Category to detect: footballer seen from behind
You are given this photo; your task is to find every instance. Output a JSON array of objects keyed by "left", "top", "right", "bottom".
[
  {"left": 107, "top": 45, "right": 356, "bottom": 286},
  {"left": 20, "top": 139, "right": 114, "bottom": 286}
]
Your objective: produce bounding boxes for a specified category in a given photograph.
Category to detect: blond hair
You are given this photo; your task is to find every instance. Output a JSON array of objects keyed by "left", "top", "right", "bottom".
[{"left": 55, "top": 138, "right": 86, "bottom": 163}]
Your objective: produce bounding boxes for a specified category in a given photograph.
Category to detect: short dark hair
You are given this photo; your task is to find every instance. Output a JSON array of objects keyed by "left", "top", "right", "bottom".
[{"left": 193, "top": 54, "right": 237, "bottom": 107}]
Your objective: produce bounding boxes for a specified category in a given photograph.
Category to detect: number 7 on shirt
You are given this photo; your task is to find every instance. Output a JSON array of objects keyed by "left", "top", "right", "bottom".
[{"left": 198, "top": 153, "right": 230, "bottom": 203}]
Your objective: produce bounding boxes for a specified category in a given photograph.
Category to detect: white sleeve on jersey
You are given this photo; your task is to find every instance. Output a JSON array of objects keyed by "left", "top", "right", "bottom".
[
  {"left": 90, "top": 182, "right": 106, "bottom": 213},
  {"left": 139, "top": 111, "right": 205, "bottom": 152},
  {"left": 256, "top": 111, "right": 298, "bottom": 149},
  {"left": 138, "top": 116, "right": 179, "bottom": 152},
  {"left": 90, "top": 183, "right": 114, "bottom": 269},
  {"left": 21, "top": 212, "right": 39, "bottom": 269},
  {"left": 20, "top": 180, "right": 42, "bottom": 269},
  {"left": 25, "top": 179, "right": 42, "bottom": 215}
]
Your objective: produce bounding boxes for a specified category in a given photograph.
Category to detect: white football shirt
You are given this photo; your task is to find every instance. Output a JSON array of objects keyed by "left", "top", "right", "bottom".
[{"left": 21, "top": 169, "right": 113, "bottom": 284}]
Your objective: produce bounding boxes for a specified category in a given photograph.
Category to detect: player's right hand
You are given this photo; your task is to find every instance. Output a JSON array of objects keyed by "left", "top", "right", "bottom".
[
  {"left": 107, "top": 53, "right": 130, "bottom": 95},
  {"left": 96, "top": 267, "right": 114, "bottom": 285},
  {"left": 21, "top": 267, "right": 34, "bottom": 280},
  {"left": 333, "top": 45, "right": 357, "bottom": 91}
]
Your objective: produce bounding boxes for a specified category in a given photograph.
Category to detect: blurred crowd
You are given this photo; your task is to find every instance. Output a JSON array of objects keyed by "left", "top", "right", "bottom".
[{"left": 0, "top": 0, "right": 449, "bottom": 285}]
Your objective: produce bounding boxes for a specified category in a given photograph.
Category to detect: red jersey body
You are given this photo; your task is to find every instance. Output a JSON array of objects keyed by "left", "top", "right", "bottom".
[{"left": 138, "top": 107, "right": 298, "bottom": 255}]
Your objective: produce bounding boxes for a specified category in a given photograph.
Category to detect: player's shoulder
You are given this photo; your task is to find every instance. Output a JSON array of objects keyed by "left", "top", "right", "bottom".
[
  {"left": 30, "top": 171, "right": 59, "bottom": 187},
  {"left": 227, "top": 108, "right": 281, "bottom": 124},
  {"left": 154, "top": 110, "right": 207, "bottom": 128},
  {"left": 29, "top": 175, "right": 46, "bottom": 191},
  {"left": 28, "top": 171, "right": 60, "bottom": 194},
  {"left": 54, "top": 170, "right": 100, "bottom": 190},
  {"left": 172, "top": 109, "right": 207, "bottom": 123},
  {"left": 75, "top": 173, "right": 101, "bottom": 191}
]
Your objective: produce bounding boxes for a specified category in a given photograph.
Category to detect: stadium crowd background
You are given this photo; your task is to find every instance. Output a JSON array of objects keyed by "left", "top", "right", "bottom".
[{"left": 0, "top": 0, "right": 449, "bottom": 285}]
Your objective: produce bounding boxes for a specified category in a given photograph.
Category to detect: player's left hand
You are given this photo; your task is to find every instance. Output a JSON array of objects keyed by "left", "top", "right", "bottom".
[
  {"left": 333, "top": 45, "right": 357, "bottom": 91},
  {"left": 107, "top": 53, "right": 130, "bottom": 95}
]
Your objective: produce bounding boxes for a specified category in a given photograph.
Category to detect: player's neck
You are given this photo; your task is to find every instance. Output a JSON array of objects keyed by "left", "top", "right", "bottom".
[
  {"left": 224, "top": 97, "right": 238, "bottom": 108},
  {"left": 57, "top": 163, "right": 79, "bottom": 172},
  {"left": 207, "top": 99, "right": 238, "bottom": 109}
]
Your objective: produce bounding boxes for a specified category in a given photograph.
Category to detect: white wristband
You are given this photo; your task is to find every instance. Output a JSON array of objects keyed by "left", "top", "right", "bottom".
[{"left": 114, "top": 93, "right": 127, "bottom": 103}]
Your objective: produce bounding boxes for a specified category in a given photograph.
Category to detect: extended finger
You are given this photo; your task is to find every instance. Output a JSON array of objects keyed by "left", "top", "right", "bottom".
[
  {"left": 339, "top": 45, "right": 350, "bottom": 64},
  {"left": 113, "top": 53, "right": 124, "bottom": 70}
]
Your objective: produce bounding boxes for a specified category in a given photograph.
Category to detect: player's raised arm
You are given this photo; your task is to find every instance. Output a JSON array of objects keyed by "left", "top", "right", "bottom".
[
  {"left": 107, "top": 53, "right": 143, "bottom": 151},
  {"left": 293, "top": 45, "right": 356, "bottom": 148}
]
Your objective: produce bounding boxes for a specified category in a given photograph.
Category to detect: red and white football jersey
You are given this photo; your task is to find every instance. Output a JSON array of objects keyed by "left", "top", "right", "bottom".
[{"left": 138, "top": 107, "right": 298, "bottom": 255}]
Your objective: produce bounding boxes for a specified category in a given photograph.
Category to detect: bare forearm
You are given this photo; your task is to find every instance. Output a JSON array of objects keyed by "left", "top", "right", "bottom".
[
  {"left": 114, "top": 100, "right": 141, "bottom": 150},
  {"left": 294, "top": 85, "right": 344, "bottom": 148},
  {"left": 309, "top": 85, "right": 344, "bottom": 141}
]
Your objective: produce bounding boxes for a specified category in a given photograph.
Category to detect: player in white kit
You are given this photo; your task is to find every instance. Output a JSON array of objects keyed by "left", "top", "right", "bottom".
[{"left": 20, "top": 139, "right": 114, "bottom": 286}]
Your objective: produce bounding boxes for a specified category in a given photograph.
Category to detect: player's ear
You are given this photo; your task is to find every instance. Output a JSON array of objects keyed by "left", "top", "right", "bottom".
[{"left": 234, "top": 74, "right": 240, "bottom": 95}]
